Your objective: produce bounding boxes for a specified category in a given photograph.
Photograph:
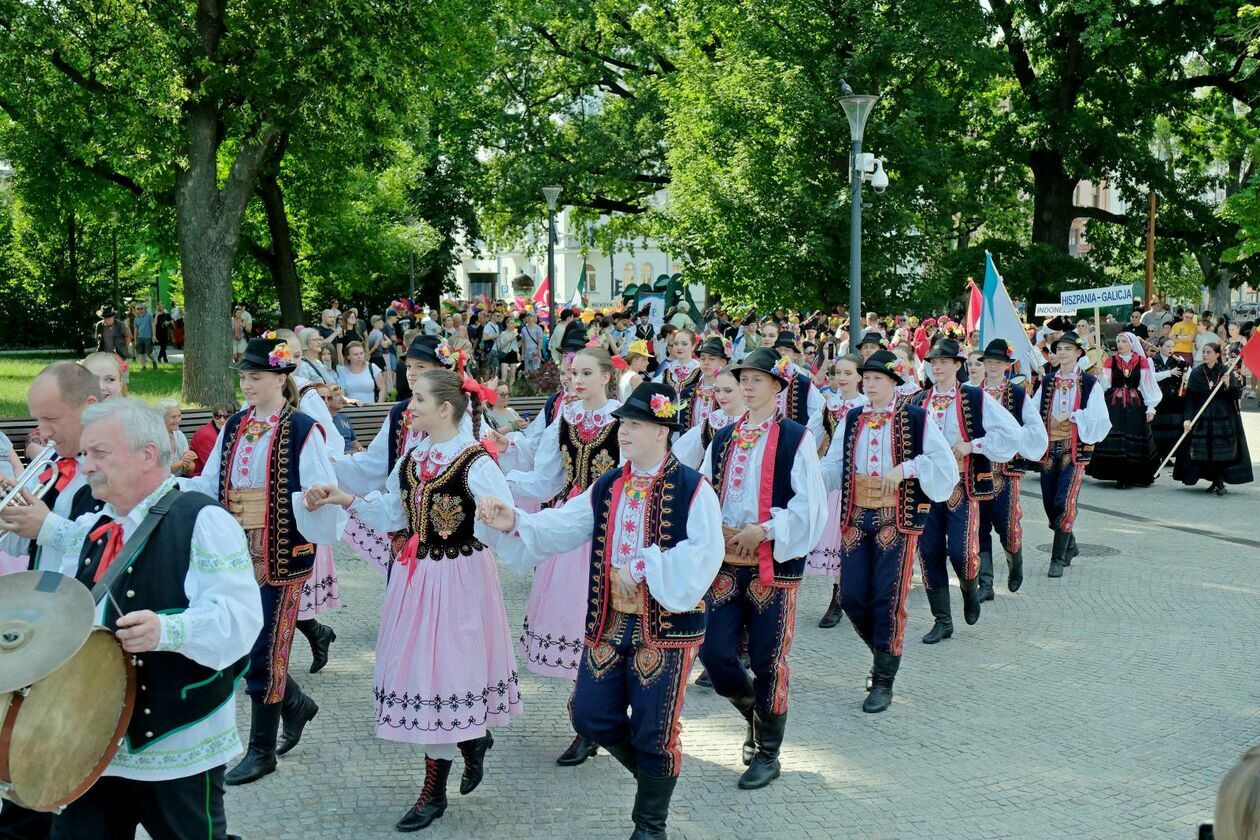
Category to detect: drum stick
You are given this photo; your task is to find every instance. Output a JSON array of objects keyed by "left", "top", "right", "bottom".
[{"left": 104, "top": 587, "right": 125, "bottom": 618}]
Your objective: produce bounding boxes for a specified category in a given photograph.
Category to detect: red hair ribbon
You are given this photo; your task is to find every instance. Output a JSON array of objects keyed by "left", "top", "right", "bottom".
[
  {"left": 610, "top": 355, "right": 629, "bottom": 371},
  {"left": 461, "top": 375, "right": 498, "bottom": 406}
]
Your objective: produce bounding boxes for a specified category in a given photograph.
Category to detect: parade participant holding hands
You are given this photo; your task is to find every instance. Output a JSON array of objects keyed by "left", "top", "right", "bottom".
[
  {"left": 304, "top": 369, "right": 522, "bottom": 832},
  {"left": 698, "top": 347, "right": 827, "bottom": 791},
  {"left": 673, "top": 367, "right": 744, "bottom": 469},
  {"left": 976, "top": 340, "right": 1048, "bottom": 598},
  {"left": 479, "top": 381, "right": 723, "bottom": 840},
  {"left": 1031, "top": 332, "right": 1111, "bottom": 577},
  {"left": 179, "top": 336, "right": 345, "bottom": 786},
  {"left": 657, "top": 328, "right": 703, "bottom": 428},
  {"left": 819, "top": 351, "right": 957, "bottom": 712}
]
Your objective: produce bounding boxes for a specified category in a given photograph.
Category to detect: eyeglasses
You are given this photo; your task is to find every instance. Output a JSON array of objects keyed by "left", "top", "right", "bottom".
[{"left": 213, "top": 412, "right": 229, "bottom": 419}]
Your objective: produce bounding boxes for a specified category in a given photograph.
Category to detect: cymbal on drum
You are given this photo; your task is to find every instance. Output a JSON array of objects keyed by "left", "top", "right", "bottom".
[{"left": 0, "top": 570, "right": 96, "bottom": 693}]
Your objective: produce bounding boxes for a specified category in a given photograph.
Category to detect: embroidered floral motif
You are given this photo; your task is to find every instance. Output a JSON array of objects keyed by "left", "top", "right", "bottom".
[
  {"left": 586, "top": 642, "right": 618, "bottom": 678},
  {"left": 374, "top": 674, "right": 522, "bottom": 733},
  {"left": 707, "top": 570, "right": 737, "bottom": 605},
  {"left": 633, "top": 646, "right": 665, "bottom": 685},
  {"left": 430, "top": 494, "right": 465, "bottom": 540},
  {"left": 748, "top": 579, "right": 776, "bottom": 610}
]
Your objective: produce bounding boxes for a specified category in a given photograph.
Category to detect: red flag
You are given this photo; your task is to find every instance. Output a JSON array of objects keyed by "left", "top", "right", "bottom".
[
  {"left": 532, "top": 276, "right": 550, "bottom": 306},
  {"left": 965, "top": 280, "right": 982, "bottom": 335},
  {"left": 1241, "top": 332, "right": 1260, "bottom": 379}
]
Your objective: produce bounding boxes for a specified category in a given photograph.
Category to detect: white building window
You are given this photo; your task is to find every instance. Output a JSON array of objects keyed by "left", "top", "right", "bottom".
[
  {"left": 585, "top": 263, "right": 598, "bottom": 293},
  {"left": 641, "top": 262, "right": 654, "bottom": 284}
]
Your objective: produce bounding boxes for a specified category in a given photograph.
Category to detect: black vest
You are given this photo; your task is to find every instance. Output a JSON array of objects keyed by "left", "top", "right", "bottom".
[
  {"left": 76, "top": 491, "right": 248, "bottom": 753},
  {"left": 385, "top": 399, "right": 411, "bottom": 474},
  {"left": 987, "top": 383, "right": 1028, "bottom": 475},
  {"left": 586, "top": 458, "right": 708, "bottom": 649},
  {"left": 662, "top": 364, "right": 703, "bottom": 429},
  {"left": 838, "top": 405, "right": 933, "bottom": 534},
  {"left": 911, "top": 385, "right": 996, "bottom": 500},
  {"left": 553, "top": 414, "right": 620, "bottom": 506},
  {"left": 709, "top": 417, "right": 808, "bottom": 584},
  {"left": 781, "top": 373, "right": 812, "bottom": 425},
  {"left": 1038, "top": 371, "right": 1097, "bottom": 465},
  {"left": 396, "top": 444, "right": 488, "bottom": 560},
  {"left": 544, "top": 391, "right": 564, "bottom": 425}
]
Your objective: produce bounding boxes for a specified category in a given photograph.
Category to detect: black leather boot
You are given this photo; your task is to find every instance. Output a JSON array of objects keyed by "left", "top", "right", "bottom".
[
  {"left": 225, "top": 701, "right": 281, "bottom": 785},
  {"left": 738, "top": 711, "right": 785, "bottom": 790},
  {"left": 961, "top": 576, "right": 982, "bottom": 626},
  {"left": 605, "top": 740, "right": 639, "bottom": 778},
  {"left": 727, "top": 685, "right": 757, "bottom": 766},
  {"left": 276, "top": 678, "right": 318, "bottom": 757},
  {"left": 862, "top": 652, "right": 901, "bottom": 714},
  {"left": 1048, "top": 530, "right": 1069, "bottom": 578},
  {"left": 396, "top": 756, "right": 450, "bottom": 832},
  {"left": 977, "top": 552, "right": 995, "bottom": 602},
  {"left": 1063, "top": 532, "right": 1078, "bottom": 565},
  {"left": 921, "top": 588, "right": 954, "bottom": 644},
  {"left": 694, "top": 668, "right": 712, "bottom": 688},
  {"left": 556, "top": 733, "right": 599, "bottom": 766},
  {"left": 457, "top": 731, "right": 493, "bottom": 795},
  {"left": 629, "top": 775, "right": 678, "bottom": 839},
  {"left": 818, "top": 583, "right": 844, "bottom": 628},
  {"left": 1006, "top": 547, "right": 1024, "bottom": 592},
  {"left": 296, "top": 618, "right": 337, "bottom": 674}
]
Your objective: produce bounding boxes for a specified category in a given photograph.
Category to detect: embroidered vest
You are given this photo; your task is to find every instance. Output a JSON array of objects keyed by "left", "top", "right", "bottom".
[
  {"left": 1039, "top": 371, "right": 1097, "bottom": 465},
  {"left": 544, "top": 391, "right": 564, "bottom": 425},
  {"left": 780, "top": 373, "right": 812, "bottom": 425},
  {"left": 988, "top": 383, "right": 1028, "bottom": 475},
  {"left": 385, "top": 399, "right": 411, "bottom": 474},
  {"left": 838, "top": 405, "right": 933, "bottom": 534},
  {"left": 709, "top": 418, "right": 807, "bottom": 584},
  {"left": 396, "top": 444, "right": 488, "bottom": 560},
  {"left": 218, "top": 407, "right": 317, "bottom": 583},
  {"left": 553, "top": 414, "right": 620, "bottom": 505},
  {"left": 664, "top": 365, "right": 703, "bottom": 428},
  {"left": 586, "top": 458, "right": 708, "bottom": 649},
  {"left": 76, "top": 491, "right": 248, "bottom": 752},
  {"left": 910, "top": 386, "right": 995, "bottom": 501}
]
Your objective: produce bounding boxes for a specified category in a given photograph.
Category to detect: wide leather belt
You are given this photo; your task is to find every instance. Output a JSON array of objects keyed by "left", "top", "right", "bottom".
[
  {"left": 1049, "top": 418, "right": 1073, "bottom": 441},
  {"left": 722, "top": 525, "right": 760, "bottom": 567},
  {"left": 854, "top": 475, "right": 897, "bottom": 510},
  {"left": 226, "top": 488, "right": 267, "bottom": 531}
]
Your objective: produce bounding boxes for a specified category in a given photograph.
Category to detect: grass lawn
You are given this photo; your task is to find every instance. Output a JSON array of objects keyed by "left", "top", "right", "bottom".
[{"left": 0, "top": 355, "right": 186, "bottom": 420}]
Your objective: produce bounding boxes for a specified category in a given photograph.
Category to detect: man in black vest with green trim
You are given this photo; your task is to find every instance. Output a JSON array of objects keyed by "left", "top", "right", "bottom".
[{"left": 28, "top": 398, "right": 262, "bottom": 840}]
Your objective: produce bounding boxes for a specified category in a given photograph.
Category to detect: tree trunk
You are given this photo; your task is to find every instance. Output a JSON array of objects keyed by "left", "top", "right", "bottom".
[
  {"left": 1029, "top": 149, "right": 1076, "bottom": 252},
  {"left": 257, "top": 170, "right": 303, "bottom": 328},
  {"left": 66, "top": 212, "right": 85, "bottom": 356}
]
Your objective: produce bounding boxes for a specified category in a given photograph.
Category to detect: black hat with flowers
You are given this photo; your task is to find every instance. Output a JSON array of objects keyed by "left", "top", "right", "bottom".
[
  {"left": 857, "top": 331, "right": 888, "bottom": 349},
  {"left": 982, "top": 338, "right": 1015, "bottom": 363},
  {"left": 697, "top": 335, "right": 733, "bottom": 360},
  {"left": 231, "top": 335, "right": 297, "bottom": 373},
  {"left": 924, "top": 337, "right": 966, "bottom": 361},
  {"left": 858, "top": 349, "right": 906, "bottom": 384},
  {"left": 611, "top": 382, "right": 686, "bottom": 430},
  {"left": 728, "top": 346, "right": 791, "bottom": 390},
  {"left": 406, "top": 334, "right": 444, "bottom": 366},
  {"left": 1053, "top": 331, "right": 1087, "bottom": 355}
]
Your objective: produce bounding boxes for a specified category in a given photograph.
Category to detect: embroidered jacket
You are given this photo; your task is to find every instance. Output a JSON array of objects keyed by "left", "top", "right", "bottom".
[
  {"left": 837, "top": 405, "right": 934, "bottom": 534},
  {"left": 910, "top": 385, "right": 996, "bottom": 500},
  {"left": 1038, "top": 370, "right": 1098, "bottom": 465},
  {"left": 396, "top": 444, "right": 489, "bottom": 560}
]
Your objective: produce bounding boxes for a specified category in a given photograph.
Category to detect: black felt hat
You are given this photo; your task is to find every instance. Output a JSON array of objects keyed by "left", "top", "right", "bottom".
[
  {"left": 857, "top": 331, "right": 888, "bottom": 349},
  {"left": 231, "top": 336, "right": 298, "bottom": 373},
  {"left": 405, "top": 334, "right": 444, "bottom": 366},
  {"left": 697, "top": 335, "right": 732, "bottom": 360},
  {"left": 560, "top": 323, "right": 592, "bottom": 352},
  {"left": 774, "top": 330, "right": 800, "bottom": 351},
  {"left": 1053, "top": 331, "right": 1087, "bottom": 355},
  {"left": 981, "top": 338, "right": 1015, "bottom": 363},
  {"left": 611, "top": 382, "right": 685, "bottom": 430},
  {"left": 728, "top": 347, "right": 790, "bottom": 389},
  {"left": 924, "top": 337, "right": 966, "bottom": 361},
  {"left": 858, "top": 349, "right": 906, "bottom": 384}
]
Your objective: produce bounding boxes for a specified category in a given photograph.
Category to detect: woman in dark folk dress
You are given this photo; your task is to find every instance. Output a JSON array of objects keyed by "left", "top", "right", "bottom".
[
  {"left": 1174, "top": 342, "right": 1253, "bottom": 496},
  {"left": 1087, "top": 332, "right": 1161, "bottom": 487}
]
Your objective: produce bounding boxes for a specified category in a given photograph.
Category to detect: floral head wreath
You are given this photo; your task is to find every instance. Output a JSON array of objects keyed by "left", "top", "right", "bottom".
[
  {"left": 434, "top": 340, "right": 458, "bottom": 369},
  {"left": 772, "top": 356, "right": 791, "bottom": 378},
  {"left": 263, "top": 332, "right": 293, "bottom": 368},
  {"left": 649, "top": 393, "right": 688, "bottom": 419}
]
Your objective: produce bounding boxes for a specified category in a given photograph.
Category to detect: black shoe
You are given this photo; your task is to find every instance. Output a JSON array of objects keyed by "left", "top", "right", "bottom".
[
  {"left": 556, "top": 734, "right": 599, "bottom": 767},
  {"left": 1048, "top": 530, "right": 1069, "bottom": 578},
  {"left": 1215, "top": 483, "right": 1228, "bottom": 496},
  {"left": 977, "top": 552, "right": 995, "bottom": 602},
  {"left": 1063, "top": 533, "right": 1078, "bottom": 565},
  {"left": 1115, "top": 481, "right": 1129, "bottom": 489},
  {"left": 961, "top": 578, "right": 982, "bottom": 626},
  {"left": 629, "top": 774, "right": 677, "bottom": 839},
  {"left": 921, "top": 588, "right": 953, "bottom": 644},
  {"left": 694, "top": 668, "right": 712, "bottom": 688},
  {"left": 738, "top": 711, "right": 785, "bottom": 790},
  {"left": 605, "top": 740, "right": 639, "bottom": 778},
  {"left": 225, "top": 701, "right": 281, "bottom": 785},
  {"left": 396, "top": 757, "right": 451, "bottom": 832},
  {"left": 862, "top": 652, "right": 900, "bottom": 714},
  {"left": 818, "top": 583, "right": 844, "bottom": 628},
  {"left": 297, "top": 619, "right": 337, "bottom": 674},
  {"left": 457, "top": 731, "right": 493, "bottom": 795},
  {"left": 1205, "top": 483, "right": 1218, "bottom": 493},
  {"left": 277, "top": 678, "right": 318, "bottom": 757},
  {"left": 1006, "top": 548, "right": 1024, "bottom": 592},
  {"left": 727, "top": 687, "right": 757, "bottom": 766}
]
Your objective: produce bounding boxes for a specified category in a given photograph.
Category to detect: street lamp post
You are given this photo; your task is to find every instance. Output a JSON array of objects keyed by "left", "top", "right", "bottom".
[
  {"left": 838, "top": 81, "right": 879, "bottom": 327},
  {"left": 542, "top": 186, "right": 563, "bottom": 326}
]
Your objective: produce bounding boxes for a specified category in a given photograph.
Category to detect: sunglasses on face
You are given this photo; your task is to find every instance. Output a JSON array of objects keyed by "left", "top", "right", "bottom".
[{"left": 213, "top": 412, "right": 229, "bottom": 419}]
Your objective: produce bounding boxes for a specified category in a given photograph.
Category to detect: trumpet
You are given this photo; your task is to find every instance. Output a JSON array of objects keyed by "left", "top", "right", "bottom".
[{"left": 0, "top": 447, "right": 61, "bottom": 511}]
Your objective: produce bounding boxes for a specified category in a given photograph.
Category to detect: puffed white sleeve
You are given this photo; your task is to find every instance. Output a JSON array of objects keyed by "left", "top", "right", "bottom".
[
  {"left": 34, "top": 509, "right": 94, "bottom": 577},
  {"left": 503, "top": 417, "right": 567, "bottom": 503},
  {"left": 345, "top": 451, "right": 409, "bottom": 534},
  {"left": 299, "top": 387, "right": 344, "bottom": 461},
  {"left": 1018, "top": 393, "right": 1050, "bottom": 462},
  {"left": 1097, "top": 362, "right": 1113, "bottom": 390},
  {"left": 1139, "top": 362, "right": 1162, "bottom": 410},
  {"left": 806, "top": 407, "right": 826, "bottom": 445},
  {"left": 1071, "top": 382, "right": 1112, "bottom": 444},
  {"left": 672, "top": 426, "right": 705, "bottom": 470},
  {"left": 157, "top": 506, "right": 263, "bottom": 669},
  {"left": 765, "top": 431, "right": 828, "bottom": 562},
  {"left": 968, "top": 393, "right": 1022, "bottom": 464},
  {"left": 292, "top": 431, "right": 347, "bottom": 545},
  {"left": 806, "top": 382, "right": 825, "bottom": 422},
  {"left": 483, "top": 486, "right": 596, "bottom": 573},
  {"left": 903, "top": 415, "right": 959, "bottom": 503},
  {"left": 637, "top": 479, "right": 724, "bottom": 612},
  {"left": 499, "top": 407, "right": 549, "bottom": 473},
  {"left": 176, "top": 426, "right": 225, "bottom": 497},
  {"left": 819, "top": 413, "right": 850, "bottom": 493},
  {"left": 333, "top": 416, "right": 392, "bottom": 497}
]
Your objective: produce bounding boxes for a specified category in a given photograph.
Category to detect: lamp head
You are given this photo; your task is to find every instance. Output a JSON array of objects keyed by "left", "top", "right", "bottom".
[{"left": 542, "top": 185, "right": 563, "bottom": 209}]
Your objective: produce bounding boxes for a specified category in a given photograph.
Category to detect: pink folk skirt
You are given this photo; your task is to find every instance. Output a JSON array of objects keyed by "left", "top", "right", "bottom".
[
  {"left": 519, "top": 539, "right": 589, "bottom": 681},
  {"left": 805, "top": 489, "right": 844, "bottom": 577},
  {"left": 374, "top": 547, "right": 523, "bottom": 745},
  {"left": 298, "top": 544, "right": 341, "bottom": 618},
  {"left": 0, "top": 550, "right": 28, "bottom": 576}
]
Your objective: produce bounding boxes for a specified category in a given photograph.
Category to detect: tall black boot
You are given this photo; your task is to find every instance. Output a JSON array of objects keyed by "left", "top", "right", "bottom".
[
  {"left": 1048, "top": 530, "right": 1069, "bottom": 578},
  {"left": 556, "top": 733, "right": 599, "bottom": 766},
  {"left": 818, "top": 582, "right": 844, "bottom": 628},
  {"left": 738, "top": 710, "right": 785, "bottom": 790},
  {"left": 1064, "top": 532, "right": 1079, "bottom": 565},
  {"left": 277, "top": 677, "right": 319, "bottom": 756},
  {"left": 977, "top": 552, "right": 995, "bottom": 602},
  {"left": 727, "top": 684, "right": 757, "bottom": 766},
  {"left": 1006, "top": 547, "right": 1024, "bottom": 592},
  {"left": 629, "top": 775, "right": 678, "bottom": 839},
  {"left": 396, "top": 756, "right": 451, "bottom": 832},
  {"left": 296, "top": 618, "right": 337, "bottom": 674},
  {"left": 961, "top": 576, "right": 982, "bottom": 626},
  {"left": 225, "top": 701, "right": 281, "bottom": 785},
  {"left": 605, "top": 740, "right": 639, "bottom": 778},
  {"left": 457, "top": 731, "right": 493, "bottom": 795},
  {"left": 862, "top": 652, "right": 901, "bottom": 714},
  {"left": 921, "top": 588, "right": 954, "bottom": 644}
]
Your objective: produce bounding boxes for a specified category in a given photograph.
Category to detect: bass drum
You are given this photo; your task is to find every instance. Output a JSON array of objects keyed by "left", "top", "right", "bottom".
[{"left": 0, "top": 627, "right": 136, "bottom": 812}]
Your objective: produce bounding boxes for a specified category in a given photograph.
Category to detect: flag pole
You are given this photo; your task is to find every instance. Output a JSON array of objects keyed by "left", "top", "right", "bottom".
[{"left": 1153, "top": 354, "right": 1243, "bottom": 477}]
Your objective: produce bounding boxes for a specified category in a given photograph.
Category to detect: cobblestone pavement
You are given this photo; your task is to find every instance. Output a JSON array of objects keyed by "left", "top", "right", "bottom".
[{"left": 216, "top": 414, "right": 1260, "bottom": 840}]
